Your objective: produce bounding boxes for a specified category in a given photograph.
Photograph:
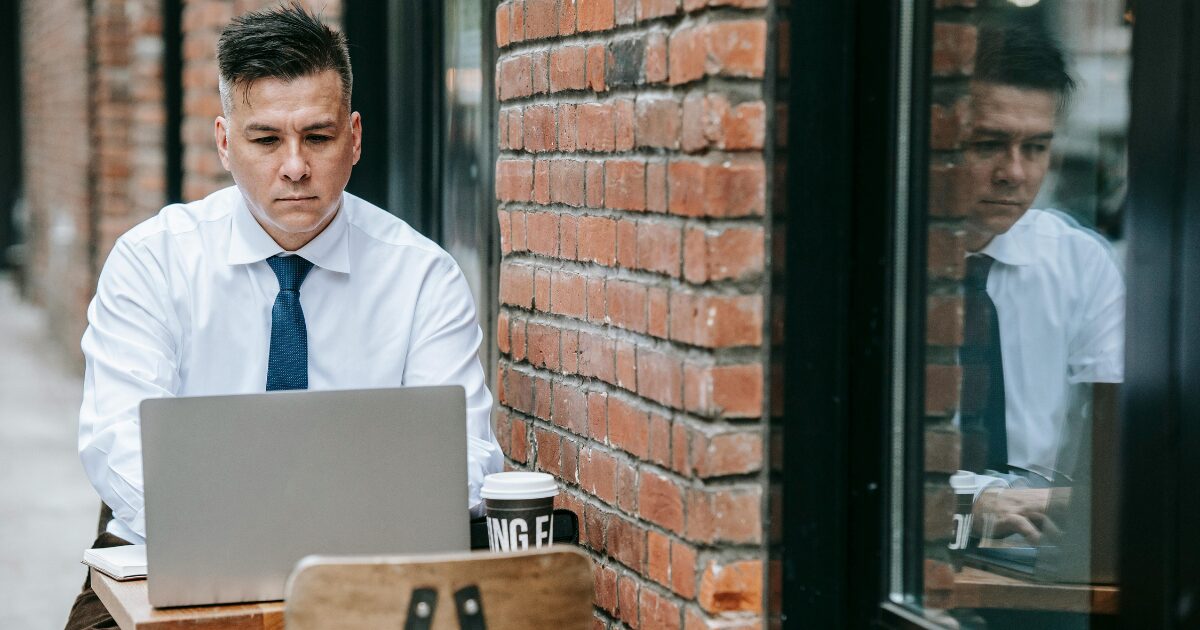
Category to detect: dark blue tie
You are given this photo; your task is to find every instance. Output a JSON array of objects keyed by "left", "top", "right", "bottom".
[{"left": 265, "top": 255, "right": 315, "bottom": 391}]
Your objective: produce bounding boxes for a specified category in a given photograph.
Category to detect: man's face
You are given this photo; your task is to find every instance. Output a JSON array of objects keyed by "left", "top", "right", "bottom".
[
  {"left": 961, "top": 82, "right": 1057, "bottom": 250},
  {"left": 216, "top": 70, "right": 361, "bottom": 250}
]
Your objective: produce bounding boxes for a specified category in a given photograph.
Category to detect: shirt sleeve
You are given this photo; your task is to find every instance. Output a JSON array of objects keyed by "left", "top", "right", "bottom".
[
  {"left": 79, "top": 239, "right": 181, "bottom": 542},
  {"left": 402, "top": 255, "right": 503, "bottom": 516},
  {"left": 1068, "top": 247, "right": 1125, "bottom": 384}
]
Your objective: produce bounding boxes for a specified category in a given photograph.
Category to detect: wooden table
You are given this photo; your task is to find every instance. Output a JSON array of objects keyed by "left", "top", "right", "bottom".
[
  {"left": 91, "top": 570, "right": 284, "bottom": 630},
  {"left": 954, "top": 566, "right": 1119, "bottom": 615}
]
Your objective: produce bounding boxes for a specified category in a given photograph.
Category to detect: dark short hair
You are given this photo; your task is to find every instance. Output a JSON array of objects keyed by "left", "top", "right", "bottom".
[
  {"left": 216, "top": 2, "right": 352, "bottom": 114},
  {"left": 974, "top": 23, "right": 1076, "bottom": 102}
]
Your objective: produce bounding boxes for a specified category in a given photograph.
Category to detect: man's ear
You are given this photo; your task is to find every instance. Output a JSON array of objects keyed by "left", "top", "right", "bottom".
[
  {"left": 350, "top": 111, "right": 362, "bottom": 166},
  {"left": 215, "top": 116, "right": 232, "bottom": 171}
]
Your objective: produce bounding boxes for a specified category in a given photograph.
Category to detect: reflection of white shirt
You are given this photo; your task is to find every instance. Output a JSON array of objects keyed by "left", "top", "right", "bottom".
[
  {"left": 79, "top": 186, "right": 503, "bottom": 544},
  {"left": 976, "top": 209, "right": 1124, "bottom": 475}
]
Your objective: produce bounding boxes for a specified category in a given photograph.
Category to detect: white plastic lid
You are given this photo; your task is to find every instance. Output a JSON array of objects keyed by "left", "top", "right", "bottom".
[
  {"left": 480, "top": 472, "right": 559, "bottom": 500},
  {"left": 949, "top": 470, "right": 977, "bottom": 493}
]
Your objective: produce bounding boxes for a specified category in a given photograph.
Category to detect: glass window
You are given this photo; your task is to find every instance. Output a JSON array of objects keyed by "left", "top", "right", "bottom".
[{"left": 906, "top": 1, "right": 1130, "bottom": 626}]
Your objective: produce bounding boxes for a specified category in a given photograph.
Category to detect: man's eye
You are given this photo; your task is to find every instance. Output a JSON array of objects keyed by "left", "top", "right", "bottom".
[
  {"left": 307, "top": 135, "right": 332, "bottom": 144},
  {"left": 252, "top": 137, "right": 278, "bottom": 146},
  {"left": 971, "top": 140, "right": 1004, "bottom": 152},
  {"left": 1025, "top": 143, "right": 1049, "bottom": 154}
]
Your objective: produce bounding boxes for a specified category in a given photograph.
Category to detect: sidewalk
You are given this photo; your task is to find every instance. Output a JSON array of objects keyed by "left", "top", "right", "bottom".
[{"left": 0, "top": 274, "right": 98, "bottom": 629}]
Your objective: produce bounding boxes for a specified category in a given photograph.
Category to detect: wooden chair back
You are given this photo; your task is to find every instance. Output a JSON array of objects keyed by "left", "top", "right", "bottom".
[{"left": 285, "top": 547, "right": 593, "bottom": 630}]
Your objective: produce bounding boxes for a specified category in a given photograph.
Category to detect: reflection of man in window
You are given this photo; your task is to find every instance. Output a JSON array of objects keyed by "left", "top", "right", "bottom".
[{"left": 956, "top": 25, "right": 1125, "bottom": 542}]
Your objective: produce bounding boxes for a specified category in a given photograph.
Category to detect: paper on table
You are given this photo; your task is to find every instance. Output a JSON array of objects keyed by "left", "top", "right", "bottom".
[{"left": 82, "top": 544, "right": 147, "bottom": 581}]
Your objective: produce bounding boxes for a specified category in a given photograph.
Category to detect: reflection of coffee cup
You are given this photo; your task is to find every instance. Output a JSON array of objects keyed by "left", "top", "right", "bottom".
[
  {"left": 481, "top": 472, "right": 559, "bottom": 552},
  {"left": 948, "top": 471, "right": 977, "bottom": 567}
]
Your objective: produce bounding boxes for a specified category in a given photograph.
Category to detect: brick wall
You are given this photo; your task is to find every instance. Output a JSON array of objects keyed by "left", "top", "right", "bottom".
[
  {"left": 492, "top": 1, "right": 776, "bottom": 627},
  {"left": 923, "top": 0, "right": 980, "bottom": 611},
  {"left": 21, "top": 0, "right": 94, "bottom": 358}
]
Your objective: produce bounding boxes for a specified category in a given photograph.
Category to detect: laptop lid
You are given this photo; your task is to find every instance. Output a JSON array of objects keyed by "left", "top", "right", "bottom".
[{"left": 140, "top": 386, "right": 470, "bottom": 608}]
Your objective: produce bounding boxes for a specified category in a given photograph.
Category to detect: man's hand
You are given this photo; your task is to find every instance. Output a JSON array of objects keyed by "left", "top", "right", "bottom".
[{"left": 971, "top": 488, "right": 1062, "bottom": 545}]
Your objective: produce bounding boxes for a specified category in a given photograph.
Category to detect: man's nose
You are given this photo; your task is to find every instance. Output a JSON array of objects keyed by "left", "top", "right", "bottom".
[
  {"left": 280, "top": 144, "right": 310, "bottom": 182},
  {"left": 993, "top": 145, "right": 1026, "bottom": 186}
]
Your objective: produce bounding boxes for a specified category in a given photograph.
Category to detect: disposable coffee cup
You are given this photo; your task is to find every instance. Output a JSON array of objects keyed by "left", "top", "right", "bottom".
[
  {"left": 948, "top": 470, "right": 976, "bottom": 567},
  {"left": 481, "top": 472, "right": 558, "bottom": 553}
]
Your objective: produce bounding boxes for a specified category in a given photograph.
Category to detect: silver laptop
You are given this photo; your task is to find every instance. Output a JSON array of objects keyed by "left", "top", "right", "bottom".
[{"left": 139, "top": 386, "right": 470, "bottom": 608}]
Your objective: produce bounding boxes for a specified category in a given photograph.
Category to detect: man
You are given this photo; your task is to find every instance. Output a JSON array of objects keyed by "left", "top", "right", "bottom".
[
  {"left": 65, "top": 6, "right": 502, "bottom": 628},
  {"left": 954, "top": 24, "right": 1125, "bottom": 543}
]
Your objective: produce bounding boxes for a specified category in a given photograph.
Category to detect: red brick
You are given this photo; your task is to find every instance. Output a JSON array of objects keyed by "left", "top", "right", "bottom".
[
  {"left": 551, "top": 270, "right": 587, "bottom": 318},
  {"left": 557, "top": 104, "right": 578, "bottom": 152},
  {"left": 579, "top": 331, "right": 616, "bottom": 383},
  {"left": 668, "top": 26, "right": 706, "bottom": 85},
  {"left": 531, "top": 50, "right": 550, "bottom": 95},
  {"left": 588, "top": 391, "right": 609, "bottom": 441},
  {"left": 523, "top": 105, "right": 556, "bottom": 152},
  {"left": 560, "top": 0, "right": 578, "bottom": 34},
  {"left": 684, "top": 362, "right": 762, "bottom": 419},
  {"left": 583, "top": 502, "right": 610, "bottom": 550},
  {"left": 496, "top": 158, "right": 533, "bottom": 202},
  {"left": 496, "top": 310, "right": 511, "bottom": 355},
  {"left": 615, "top": 99, "right": 635, "bottom": 151},
  {"left": 670, "top": 422, "right": 690, "bottom": 475},
  {"left": 646, "top": 161, "right": 667, "bottom": 212},
  {"left": 645, "top": 31, "right": 668, "bottom": 83},
  {"left": 608, "top": 396, "right": 650, "bottom": 459},
  {"left": 640, "top": 588, "right": 682, "bottom": 630},
  {"left": 707, "top": 20, "right": 767, "bottom": 78},
  {"left": 648, "top": 287, "right": 669, "bottom": 338},
  {"left": 499, "top": 262, "right": 535, "bottom": 309},
  {"left": 616, "top": 219, "right": 638, "bottom": 268},
  {"left": 636, "top": 348, "right": 683, "bottom": 409},
  {"left": 510, "top": 0, "right": 526, "bottom": 43},
  {"left": 646, "top": 530, "right": 671, "bottom": 586},
  {"left": 550, "top": 159, "right": 586, "bottom": 207},
  {"left": 708, "top": 226, "right": 765, "bottom": 281},
  {"left": 511, "top": 319, "right": 528, "bottom": 361},
  {"left": 617, "top": 573, "right": 640, "bottom": 627},
  {"left": 534, "top": 426, "right": 562, "bottom": 475},
  {"left": 586, "top": 160, "right": 605, "bottom": 206},
  {"left": 524, "top": 0, "right": 559, "bottom": 39},
  {"left": 925, "top": 364, "right": 962, "bottom": 417},
  {"left": 636, "top": 96, "right": 681, "bottom": 149},
  {"left": 581, "top": 447, "right": 618, "bottom": 504},
  {"left": 618, "top": 466, "right": 639, "bottom": 514},
  {"left": 933, "top": 23, "right": 977, "bottom": 77},
  {"left": 927, "top": 294, "right": 964, "bottom": 346},
  {"left": 561, "top": 439, "right": 580, "bottom": 485},
  {"left": 550, "top": 46, "right": 587, "bottom": 93},
  {"left": 496, "top": 2, "right": 512, "bottom": 48},
  {"left": 931, "top": 98, "right": 968, "bottom": 150},
  {"left": 552, "top": 383, "right": 588, "bottom": 436},
  {"left": 610, "top": 517, "right": 647, "bottom": 574},
  {"left": 578, "top": 103, "right": 616, "bottom": 152},
  {"left": 607, "top": 279, "right": 648, "bottom": 333},
  {"left": 534, "top": 269, "right": 551, "bottom": 311},
  {"left": 690, "top": 429, "right": 763, "bottom": 477},
  {"left": 616, "top": 341, "right": 637, "bottom": 392},
  {"left": 928, "top": 226, "right": 966, "bottom": 279},
  {"left": 605, "top": 160, "right": 646, "bottom": 211},
  {"left": 698, "top": 560, "right": 762, "bottom": 613},
  {"left": 498, "top": 54, "right": 533, "bottom": 100},
  {"left": 639, "top": 0, "right": 678, "bottom": 20},
  {"left": 636, "top": 220, "right": 682, "bottom": 276},
  {"left": 578, "top": 0, "right": 615, "bottom": 32},
  {"left": 511, "top": 211, "right": 528, "bottom": 251},
  {"left": 670, "top": 540, "right": 697, "bottom": 598},
  {"left": 534, "top": 159, "right": 551, "bottom": 204},
  {"left": 594, "top": 562, "right": 618, "bottom": 614},
  {"left": 929, "top": 161, "right": 971, "bottom": 218},
  {"left": 497, "top": 209, "right": 513, "bottom": 255},
  {"left": 668, "top": 159, "right": 765, "bottom": 217},
  {"left": 526, "top": 211, "right": 559, "bottom": 257},
  {"left": 562, "top": 330, "right": 580, "bottom": 374},
  {"left": 586, "top": 276, "right": 607, "bottom": 323},
  {"left": 721, "top": 101, "right": 766, "bottom": 150},
  {"left": 680, "top": 91, "right": 707, "bottom": 153},
  {"left": 709, "top": 486, "right": 762, "bottom": 544},
  {"left": 587, "top": 44, "right": 607, "bottom": 92},
  {"left": 638, "top": 470, "right": 684, "bottom": 532},
  {"left": 616, "top": 0, "right": 636, "bottom": 24},
  {"left": 670, "top": 293, "right": 762, "bottom": 348},
  {"left": 526, "top": 322, "right": 561, "bottom": 370},
  {"left": 578, "top": 215, "right": 617, "bottom": 265},
  {"left": 510, "top": 416, "right": 529, "bottom": 463}
]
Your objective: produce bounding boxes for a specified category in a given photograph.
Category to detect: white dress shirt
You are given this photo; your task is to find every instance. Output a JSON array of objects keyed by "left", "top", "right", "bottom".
[
  {"left": 974, "top": 208, "right": 1124, "bottom": 477},
  {"left": 79, "top": 185, "right": 503, "bottom": 544}
]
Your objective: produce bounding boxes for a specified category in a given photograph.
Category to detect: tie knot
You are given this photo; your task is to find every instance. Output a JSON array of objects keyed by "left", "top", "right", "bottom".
[
  {"left": 266, "top": 255, "right": 314, "bottom": 292},
  {"left": 965, "top": 254, "right": 994, "bottom": 289}
]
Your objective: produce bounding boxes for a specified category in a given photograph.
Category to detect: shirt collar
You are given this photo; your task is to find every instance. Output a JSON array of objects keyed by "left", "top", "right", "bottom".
[
  {"left": 226, "top": 192, "right": 352, "bottom": 274},
  {"left": 974, "top": 209, "right": 1036, "bottom": 267}
]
